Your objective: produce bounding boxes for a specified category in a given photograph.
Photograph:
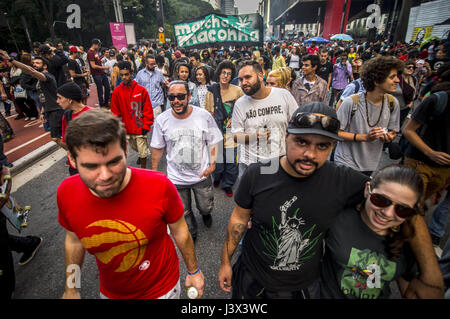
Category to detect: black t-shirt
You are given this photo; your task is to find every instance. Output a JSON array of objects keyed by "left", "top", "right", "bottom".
[
  {"left": 317, "top": 61, "right": 333, "bottom": 83},
  {"left": 430, "top": 58, "right": 450, "bottom": 72},
  {"left": 68, "top": 59, "right": 86, "bottom": 87},
  {"left": 37, "top": 72, "right": 60, "bottom": 113},
  {"left": 404, "top": 93, "right": 450, "bottom": 167},
  {"left": 234, "top": 159, "right": 369, "bottom": 291},
  {"left": 320, "top": 209, "right": 417, "bottom": 299}
]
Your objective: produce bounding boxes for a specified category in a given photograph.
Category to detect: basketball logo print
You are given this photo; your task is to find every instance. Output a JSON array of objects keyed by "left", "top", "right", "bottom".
[{"left": 81, "top": 219, "right": 148, "bottom": 272}]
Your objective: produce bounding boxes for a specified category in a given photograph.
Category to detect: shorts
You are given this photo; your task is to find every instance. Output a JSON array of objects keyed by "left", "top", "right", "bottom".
[
  {"left": 46, "top": 109, "right": 64, "bottom": 138},
  {"left": 127, "top": 134, "right": 150, "bottom": 158}
]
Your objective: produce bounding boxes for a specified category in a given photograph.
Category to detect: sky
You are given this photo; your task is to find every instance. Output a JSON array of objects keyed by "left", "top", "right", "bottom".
[{"left": 235, "top": 0, "right": 260, "bottom": 14}]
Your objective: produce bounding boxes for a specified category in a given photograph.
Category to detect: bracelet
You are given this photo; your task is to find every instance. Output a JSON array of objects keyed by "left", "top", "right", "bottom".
[
  {"left": 417, "top": 277, "right": 445, "bottom": 291},
  {"left": 187, "top": 268, "right": 201, "bottom": 276},
  {"left": 353, "top": 133, "right": 357, "bottom": 142}
]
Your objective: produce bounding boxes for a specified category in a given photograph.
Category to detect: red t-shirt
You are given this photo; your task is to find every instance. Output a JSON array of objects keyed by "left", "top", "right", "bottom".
[
  {"left": 62, "top": 105, "right": 92, "bottom": 169},
  {"left": 57, "top": 168, "right": 184, "bottom": 298},
  {"left": 87, "top": 49, "right": 104, "bottom": 76},
  {"left": 307, "top": 46, "right": 319, "bottom": 55}
]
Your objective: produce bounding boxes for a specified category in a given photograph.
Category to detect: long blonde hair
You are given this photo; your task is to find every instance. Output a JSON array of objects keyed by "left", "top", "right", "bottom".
[{"left": 267, "top": 67, "right": 293, "bottom": 90}]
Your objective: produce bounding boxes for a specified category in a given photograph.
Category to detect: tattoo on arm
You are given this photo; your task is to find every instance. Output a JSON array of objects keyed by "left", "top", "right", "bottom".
[{"left": 225, "top": 223, "right": 247, "bottom": 260}]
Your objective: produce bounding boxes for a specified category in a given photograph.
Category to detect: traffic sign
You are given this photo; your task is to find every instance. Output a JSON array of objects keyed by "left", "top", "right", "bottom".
[{"left": 159, "top": 32, "right": 165, "bottom": 43}]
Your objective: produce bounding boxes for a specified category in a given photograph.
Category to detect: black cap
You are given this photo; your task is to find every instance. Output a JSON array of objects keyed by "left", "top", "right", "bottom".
[
  {"left": 287, "top": 102, "right": 343, "bottom": 141},
  {"left": 91, "top": 38, "right": 102, "bottom": 46},
  {"left": 57, "top": 82, "right": 82, "bottom": 102}
]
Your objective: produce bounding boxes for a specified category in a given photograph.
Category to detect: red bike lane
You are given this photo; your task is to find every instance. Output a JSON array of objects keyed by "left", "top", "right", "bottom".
[{"left": 4, "top": 83, "right": 100, "bottom": 165}]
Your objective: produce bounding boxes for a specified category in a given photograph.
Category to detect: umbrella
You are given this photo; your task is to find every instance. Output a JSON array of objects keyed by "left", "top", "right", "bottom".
[
  {"left": 419, "top": 36, "right": 440, "bottom": 49},
  {"left": 304, "top": 36, "right": 330, "bottom": 44},
  {"left": 330, "top": 34, "right": 353, "bottom": 41}
]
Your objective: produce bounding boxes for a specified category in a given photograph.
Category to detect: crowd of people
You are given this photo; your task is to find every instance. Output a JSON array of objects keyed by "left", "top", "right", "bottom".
[{"left": 0, "top": 35, "right": 449, "bottom": 300}]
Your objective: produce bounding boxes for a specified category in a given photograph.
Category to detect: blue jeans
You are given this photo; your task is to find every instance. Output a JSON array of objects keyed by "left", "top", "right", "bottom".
[
  {"left": 428, "top": 188, "right": 450, "bottom": 238},
  {"left": 213, "top": 143, "right": 238, "bottom": 189},
  {"left": 93, "top": 74, "right": 110, "bottom": 107}
]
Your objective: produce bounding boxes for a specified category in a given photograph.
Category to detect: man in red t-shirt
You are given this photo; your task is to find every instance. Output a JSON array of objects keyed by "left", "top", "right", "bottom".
[
  {"left": 87, "top": 39, "right": 110, "bottom": 108},
  {"left": 110, "top": 61, "right": 154, "bottom": 169},
  {"left": 307, "top": 41, "right": 319, "bottom": 55},
  {"left": 58, "top": 109, "right": 204, "bottom": 299},
  {"left": 55, "top": 82, "right": 92, "bottom": 175}
]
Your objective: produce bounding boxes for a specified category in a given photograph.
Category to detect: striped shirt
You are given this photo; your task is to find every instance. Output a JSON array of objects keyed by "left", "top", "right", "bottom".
[{"left": 135, "top": 68, "right": 165, "bottom": 107}]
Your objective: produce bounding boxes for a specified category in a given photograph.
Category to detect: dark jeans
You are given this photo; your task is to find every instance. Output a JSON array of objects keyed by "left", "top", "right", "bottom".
[
  {"left": 0, "top": 213, "right": 14, "bottom": 298},
  {"left": 175, "top": 178, "right": 214, "bottom": 237},
  {"left": 400, "top": 107, "right": 411, "bottom": 127},
  {"left": 93, "top": 74, "right": 110, "bottom": 107},
  {"left": 14, "top": 97, "right": 38, "bottom": 118},
  {"left": 213, "top": 144, "right": 238, "bottom": 189},
  {"left": 231, "top": 256, "right": 320, "bottom": 299},
  {"left": 329, "top": 88, "right": 343, "bottom": 108}
]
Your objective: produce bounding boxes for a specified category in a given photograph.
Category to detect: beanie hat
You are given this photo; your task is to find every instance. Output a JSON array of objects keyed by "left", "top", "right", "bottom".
[
  {"left": 174, "top": 50, "right": 182, "bottom": 59},
  {"left": 57, "top": 82, "right": 82, "bottom": 102}
]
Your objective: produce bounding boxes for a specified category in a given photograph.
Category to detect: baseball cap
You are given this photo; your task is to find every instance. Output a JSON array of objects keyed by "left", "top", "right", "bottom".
[
  {"left": 287, "top": 102, "right": 343, "bottom": 141},
  {"left": 69, "top": 46, "right": 81, "bottom": 53}
]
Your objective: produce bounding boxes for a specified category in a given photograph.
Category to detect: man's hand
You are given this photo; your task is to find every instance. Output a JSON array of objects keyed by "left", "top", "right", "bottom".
[
  {"left": 1, "top": 92, "right": 7, "bottom": 101},
  {"left": 364, "top": 127, "right": 385, "bottom": 142},
  {"left": 218, "top": 263, "right": 233, "bottom": 293},
  {"left": 200, "top": 164, "right": 216, "bottom": 179},
  {"left": 425, "top": 150, "right": 450, "bottom": 166},
  {"left": 0, "top": 49, "right": 10, "bottom": 61},
  {"left": 185, "top": 271, "right": 205, "bottom": 299},
  {"left": 141, "top": 128, "right": 149, "bottom": 135}
]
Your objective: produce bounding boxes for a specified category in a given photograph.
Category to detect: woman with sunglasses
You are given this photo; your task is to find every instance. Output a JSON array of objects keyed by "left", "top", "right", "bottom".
[
  {"left": 393, "top": 60, "right": 417, "bottom": 126},
  {"left": 320, "top": 165, "right": 444, "bottom": 299}
]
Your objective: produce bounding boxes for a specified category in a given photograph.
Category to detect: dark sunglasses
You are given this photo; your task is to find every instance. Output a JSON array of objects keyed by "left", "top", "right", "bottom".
[
  {"left": 368, "top": 185, "right": 416, "bottom": 218},
  {"left": 168, "top": 93, "right": 187, "bottom": 101},
  {"left": 405, "top": 65, "right": 415, "bottom": 70},
  {"left": 293, "top": 113, "right": 340, "bottom": 134}
]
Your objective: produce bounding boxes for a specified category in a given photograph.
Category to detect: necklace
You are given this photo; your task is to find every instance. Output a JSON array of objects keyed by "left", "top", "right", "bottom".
[{"left": 365, "top": 93, "right": 384, "bottom": 127}]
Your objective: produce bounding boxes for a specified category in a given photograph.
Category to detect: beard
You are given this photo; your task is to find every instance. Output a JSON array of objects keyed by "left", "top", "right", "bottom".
[
  {"left": 81, "top": 166, "right": 127, "bottom": 198},
  {"left": 242, "top": 79, "right": 262, "bottom": 96},
  {"left": 287, "top": 157, "right": 319, "bottom": 177},
  {"left": 171, "top": 100, "right": 189, "bottom": 115}
]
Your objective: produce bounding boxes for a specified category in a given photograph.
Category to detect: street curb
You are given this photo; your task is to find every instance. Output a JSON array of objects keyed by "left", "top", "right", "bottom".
[{"left": 10, "top": 142, "right": 60, "bottom": 177}]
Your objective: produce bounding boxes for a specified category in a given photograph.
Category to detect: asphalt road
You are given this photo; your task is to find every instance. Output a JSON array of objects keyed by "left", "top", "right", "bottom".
[{"left": 8, "top": 141, "right": 449, "bottom": 299}]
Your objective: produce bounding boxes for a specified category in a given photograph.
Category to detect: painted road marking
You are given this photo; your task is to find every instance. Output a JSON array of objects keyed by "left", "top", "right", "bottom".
[{"left": 5, "top": 132, "right": 50, "bottom": 155}]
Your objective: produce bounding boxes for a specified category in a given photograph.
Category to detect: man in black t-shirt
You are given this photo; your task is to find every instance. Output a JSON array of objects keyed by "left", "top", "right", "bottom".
[
  {"left": 317, "top": 49, "right": 333, "bottom": 90},
  {"left": 218, "top": 101, "right": 445, "bottom": 299},
  {"left": 0, "top": 50, "right": 64, "bottom": 142},
  {"left": 68, "top": 46, "right": 89, "bottom": 104}
]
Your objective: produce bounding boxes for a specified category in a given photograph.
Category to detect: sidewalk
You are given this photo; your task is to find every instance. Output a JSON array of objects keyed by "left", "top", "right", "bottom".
[{"left": 3, "top": 82, "right": 100, "bottom": 176}]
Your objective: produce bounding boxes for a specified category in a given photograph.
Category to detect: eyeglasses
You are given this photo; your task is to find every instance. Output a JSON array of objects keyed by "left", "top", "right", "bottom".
[
  {"left": 221, "top": 71, "right": 232, "bottom": 77},
  {"left": 292, "top": 113, "right": 340, "bottom": 134},
  {"left": 168, "top": 93, "right": 187, "bottom": 101},
  {"left": 405, "top": 65, "right": 415, "bottom": 70},
  {"left": 368, "top": 185, "right": 416, "bottom": 218}
]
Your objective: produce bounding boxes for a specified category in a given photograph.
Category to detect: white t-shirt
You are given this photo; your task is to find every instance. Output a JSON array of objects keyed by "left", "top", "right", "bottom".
[
  {"left": 150, "top": 106, "right": 223, "bottom": 186},
  {"left": 231, "top": 87, "right": 299, "bottom": 165},
  {"left": 289, "top": 54, "right": 300, "bottom": 69}
]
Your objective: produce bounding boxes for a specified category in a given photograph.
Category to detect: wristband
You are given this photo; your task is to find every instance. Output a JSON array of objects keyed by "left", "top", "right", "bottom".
[
  {"left": 187, "top": 268, "right": 201, "bottom": 276},
  {"left": 353, "top": 133, "right": 357, "bottom": 142}
]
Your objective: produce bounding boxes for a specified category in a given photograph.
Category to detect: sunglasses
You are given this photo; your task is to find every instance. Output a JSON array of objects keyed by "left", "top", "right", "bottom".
[
  {"left": 405, "top": 65, "right": 415, "bottom": 70},
  {"left": 293, "top": 113, "right": 340, "bottom": 134},
  {"left": 168, "top": 93, "right": 187, "bottom": 101},
  {"left": 368, "top": 185, "right": 416, "bottom": 218}
]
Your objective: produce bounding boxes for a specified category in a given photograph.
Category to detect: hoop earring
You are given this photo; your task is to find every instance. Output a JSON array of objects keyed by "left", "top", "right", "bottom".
[{"left": 390, "top": 225, "right": 400, "bottom": 233}]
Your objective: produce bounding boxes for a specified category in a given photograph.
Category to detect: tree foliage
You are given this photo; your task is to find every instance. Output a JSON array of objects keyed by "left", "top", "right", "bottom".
[{"left": 0, "top": 0, "right": 219, "bottom": 51}]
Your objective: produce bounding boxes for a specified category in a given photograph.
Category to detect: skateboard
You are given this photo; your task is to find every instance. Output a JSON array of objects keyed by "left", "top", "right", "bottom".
[{"left": 0, "top": 176, "right": 31, "bottom": 233}]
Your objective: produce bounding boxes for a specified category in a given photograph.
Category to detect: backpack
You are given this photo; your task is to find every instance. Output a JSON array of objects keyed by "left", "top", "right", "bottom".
[{"left": 388, "top": 90, "right": 448, "bottom": 160}]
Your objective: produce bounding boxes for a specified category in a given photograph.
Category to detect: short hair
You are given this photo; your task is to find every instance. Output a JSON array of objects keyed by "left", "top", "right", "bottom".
[
  {"left": 65, "top": 108, "right": 127, "bottom": 160},
  {"left": 145, "top": 54, "right": 156, "bottom": 61},
  {"left": 176, "top": 62, "right": 191, "bottom": 75},
  {"left": 155, "top": 55, "right": 165, "bottom": 66},
  {"left": 91, "top": 38, "right": 102, "bottom": 46},
  {"left": 118, "top": 60, "right": 132, "bottom": 72},
  {"left": 33, "top": 56, "right": 50, "bottom": 69},
  {"left": 189, "top": 52, "right": 200, "bottom": 61},
  {"left": 239, "top": 60, "right": 263, "bottom": 75},
  {"left": 320, "top": 48, "right": 329, "bottom": 55},
  {"left": 215, "top": 60, "right": 236, "bottom": 81},
  {"left": 195, "top": 66, "right": 211, "bottom": 84},
  {"left": 302, "top": 54, "right": 320, "bottom": 69},
  {"left": 361, "top": 56, "right": 404, "bottom": 92},
  {"left": 168, "top": 80, "right": 190, "bottom": 94}
]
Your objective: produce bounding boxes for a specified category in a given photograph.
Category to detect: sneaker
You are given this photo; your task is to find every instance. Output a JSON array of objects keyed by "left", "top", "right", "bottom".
[
  {"left": 136, "top": 158, "right": 141, "bottom": 165},
  {"left": 223, "top": 187, "right": 233, "bottom": 197},
  {"left": 24, "top": 117, "right": 30, "bottom": 121},
  {"left": 213, "top": 179, "right": 220, "bottom": 188},
  {"left": 30, "top": 117, "right": 37, "bottom": 121},
  {"left": 4, "top": 162, "right": 13, "bottom": 168},
  {"left": 202, "top": 214, "right": 212, "bottom": 228},
  {"left": 14, "top": 114, "right": 25, "bottom": 120},
  {"left": 19, "top": 236, "right": 43, "bottom": 266}
]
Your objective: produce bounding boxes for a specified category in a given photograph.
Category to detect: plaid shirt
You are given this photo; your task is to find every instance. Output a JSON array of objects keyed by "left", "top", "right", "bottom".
[{"left": 291, "top": 75, "right": 329, "bottom": 107}]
